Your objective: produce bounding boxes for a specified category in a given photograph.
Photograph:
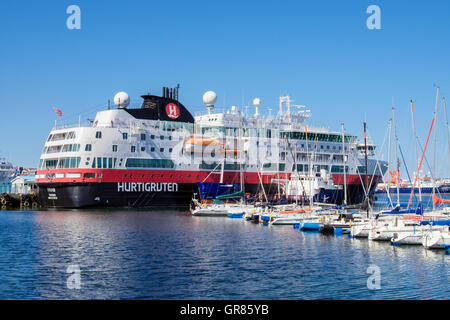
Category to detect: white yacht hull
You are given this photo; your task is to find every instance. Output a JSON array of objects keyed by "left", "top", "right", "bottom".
[{"left": 422, "top": 229, "right": 450, "bottom": 249}]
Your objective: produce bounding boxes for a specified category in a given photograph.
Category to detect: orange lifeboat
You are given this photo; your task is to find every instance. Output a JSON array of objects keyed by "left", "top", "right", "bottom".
[{"left": 184, "top": 136, "right": 222, "bottom": 146}]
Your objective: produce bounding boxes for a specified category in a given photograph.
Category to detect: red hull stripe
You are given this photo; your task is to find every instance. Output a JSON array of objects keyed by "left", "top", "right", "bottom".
[{"left": 36, "top": 169, "right": 380, "bottom": 186}]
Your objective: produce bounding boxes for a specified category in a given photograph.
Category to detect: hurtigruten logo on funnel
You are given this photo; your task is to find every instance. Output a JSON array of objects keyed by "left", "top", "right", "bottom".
[
  {"left": 166, "top": 103, "right": 180, "bottom": 119},
  {"left": 117, "top": 182, "right": 178, "bottom": 192}
]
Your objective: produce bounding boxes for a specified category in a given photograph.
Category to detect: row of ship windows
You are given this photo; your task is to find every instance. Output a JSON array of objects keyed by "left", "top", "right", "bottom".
[
  {"left": 281, "top": 132, "right": 357, "bottom": 143},
  {"left": 43, "top": 144, "right": 81, "bottom": 154},
  {"left": 39, "top": 156, "right": 357, "bottom": 172},
  {"left": 47, "top": 131, "right": 76, "bottom": 142},
  {"left": 44, "top": 143, "right": 173, "bottom": 154},
  {"left": 95, "top": 131, "right": 173, "bottom": 142},
  {"left": 39, "top": 157, "right": 174, "bottom": 170},
  {"left": 40, "top": 157, "right": 81, "bottom": 170},
  {"left": 196, "top": 162, "right": 350, "bottom": 173},
  {"left": 199, "top": 127, "right": 358, "bottom": 143}
]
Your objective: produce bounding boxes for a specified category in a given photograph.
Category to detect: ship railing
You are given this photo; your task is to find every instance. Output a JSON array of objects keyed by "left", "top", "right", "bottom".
[{"left": 52, "top": 123, "right": 91, "bottom": 130}]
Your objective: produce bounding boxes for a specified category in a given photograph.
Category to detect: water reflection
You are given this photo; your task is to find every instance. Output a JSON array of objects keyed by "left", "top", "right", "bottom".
[{"left": 0, "top": 209, "right": 448, "bottom": 299}]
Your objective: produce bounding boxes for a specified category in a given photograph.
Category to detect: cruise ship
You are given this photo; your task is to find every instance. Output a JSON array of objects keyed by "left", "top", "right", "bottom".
[{"left": 35, "top": 87, "right": 387, "bottom": 208}]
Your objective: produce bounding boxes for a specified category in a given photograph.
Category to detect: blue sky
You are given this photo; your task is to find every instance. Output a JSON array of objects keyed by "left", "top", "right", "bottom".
[{"left": 1, "top": 0, "right": 449, "bottom": 178}]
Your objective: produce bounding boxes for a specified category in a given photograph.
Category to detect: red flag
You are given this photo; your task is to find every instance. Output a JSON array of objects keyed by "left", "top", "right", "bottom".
[{"left": 54, "top": 108, "right": 62, "bottom": 117}]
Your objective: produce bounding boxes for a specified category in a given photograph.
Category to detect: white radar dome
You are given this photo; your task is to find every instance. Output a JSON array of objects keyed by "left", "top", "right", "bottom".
[
  {"left": 202, "top": 91, "right": 217, "bottom": 106},
  {"left": 114, "top": 91, "right": 130, "bottom": 108},
  {"left": 253, "top": 98, "right": 261, "bottom": 106}
]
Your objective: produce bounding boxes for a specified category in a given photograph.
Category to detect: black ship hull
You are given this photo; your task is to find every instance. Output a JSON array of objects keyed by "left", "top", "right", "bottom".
[
  {"left": 37, "top": 182, "right": 196, "bottom": 209},
  {"left": 37, "top": 181, "right": 375, "bottom": 209}
]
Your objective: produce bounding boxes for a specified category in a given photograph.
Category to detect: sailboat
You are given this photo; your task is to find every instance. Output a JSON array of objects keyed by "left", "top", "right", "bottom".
[
  {"left": 191, "top": 130, "right": 257, "bottom": 217},
  {"left": 422, "top": 226, "right": 450, "bottom": 249}
]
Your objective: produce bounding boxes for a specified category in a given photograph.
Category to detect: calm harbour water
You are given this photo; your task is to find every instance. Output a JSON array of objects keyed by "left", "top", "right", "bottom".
[{"left": 0, "top": 196, "right": 449, "bottom": 300}]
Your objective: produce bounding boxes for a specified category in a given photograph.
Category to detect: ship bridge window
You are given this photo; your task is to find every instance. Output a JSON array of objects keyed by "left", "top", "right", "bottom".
[
  {"left": 95, "top": 131, "right": 102, "bottom": 139},
  {"left": 50, "top": 132, "right": 67, "bottom": 141},
  {"left": 141, "top": 133, "right": 146, "bottom": 141},
  {"left": 123, "top": 132, "right": 128, "bottom": 140},
  {"left": 112, "top": 145, "right": 118, "bottom": 152},
  {"left": 67, "top": 131, "right": 76, "bottom": 139},
  {"left": 131, "top": 146, "right": 136, "bottom": 153},
  {"left": 141, "top": 147, "right": 145, "bottom": 152},
  {"left": 85, "top": 144, "right": 92, "bottom": 152}
]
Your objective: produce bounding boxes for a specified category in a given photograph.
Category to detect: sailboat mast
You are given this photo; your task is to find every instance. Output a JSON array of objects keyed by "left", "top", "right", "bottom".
[
  {"left": 410, "top": 100, "right": 422, "bottom": 203},
  {"left": 239, "top": 125, "right": 245, "bottom": 204},
  {"left": 305, "top": 126, "right": 313, "bottom": 209},
  {"left": 277, "top": 133, "right": 281, "bottom": 201},
  {"left": 364, "top": 122, "right": 369, "bottom": 217},
  {"left": 392, "top": 106, "right": 400, "bottom": 206},
  {"left": 387, "top": 118, "right": 392, "bottom": 199},
  {"left": 341, "top": 123, "right": 347, "bottom": 205},
  {"left": 294, "top": 143, "right": 298, "bottom": 205},
  {"left": 432, "top": 86, "right": 440, "bottom": 211},
  {"left": 443, "top": 97, "right": 450, "bottom": 170}
]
